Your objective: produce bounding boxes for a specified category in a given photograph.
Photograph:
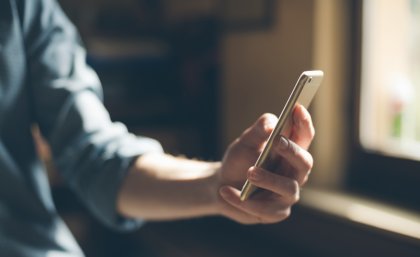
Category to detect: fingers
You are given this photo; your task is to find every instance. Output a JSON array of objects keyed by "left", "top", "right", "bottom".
[
  {"left": 290, "top": 104, "right": 315, "bottom": 150},
  {"left": 238, "top": 105, "right": 314, "bottom": 151},
  {"left": 247, "top": 167, "right": 300, "bottom": 202},
  {"left": 219, "top": 186, "right": 293, "bottom": 224},
  {"left": 238, "top": 113, "right": 278, "bottom": 150},
  {"left": 218, "top": 166, "right": 302, "bottom": 224},
  {"left": 218, "top": 108, "right": 315, "bottom": 225},
  {"left": 272, "top": 136, "right": 313, "bottom": 185}
]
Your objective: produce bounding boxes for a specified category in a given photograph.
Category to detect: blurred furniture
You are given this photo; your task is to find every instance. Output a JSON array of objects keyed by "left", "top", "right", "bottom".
[{"left": 60, "top": 0, "right": 222, "bottom": 159}]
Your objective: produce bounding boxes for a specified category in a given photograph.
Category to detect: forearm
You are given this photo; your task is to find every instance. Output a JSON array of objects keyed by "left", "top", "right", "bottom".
[{"left": 117, "top": 153, "right": 223, "bottom": 221}]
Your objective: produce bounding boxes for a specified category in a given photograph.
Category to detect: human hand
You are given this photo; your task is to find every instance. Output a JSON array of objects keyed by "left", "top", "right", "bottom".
[{"left": 217, "top": 104, "right": 315, "bottom": 224}]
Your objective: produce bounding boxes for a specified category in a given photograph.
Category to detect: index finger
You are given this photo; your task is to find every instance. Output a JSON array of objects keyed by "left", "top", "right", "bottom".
[{"left": 238, "top": 113, "right": 278, "bottom": 150}]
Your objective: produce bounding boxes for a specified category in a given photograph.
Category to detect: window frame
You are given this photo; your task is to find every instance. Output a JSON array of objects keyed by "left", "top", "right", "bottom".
[{"left": 346, "top": 0, "right": 420, "bottom": 211}]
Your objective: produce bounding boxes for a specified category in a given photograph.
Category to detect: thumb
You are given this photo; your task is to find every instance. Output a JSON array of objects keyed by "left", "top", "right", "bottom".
[{"left": 238, "top": 113, "right": 278, "bottom": 150}]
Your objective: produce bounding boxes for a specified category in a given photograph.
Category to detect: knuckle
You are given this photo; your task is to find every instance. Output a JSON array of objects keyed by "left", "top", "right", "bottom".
[
  {"left": 287, "top": 140, "right": 300, "bottom": 156},
  {"left": 258, "top": 113, "right": 276, "bottom": 129},
  {"left": 310, "top": 125, "right": 316, "bottom": 138},
  {"left": 260, "top": 113, "right": 277, "bottom": 123},
  {"left": 281, "top": 178, "right": 300, "bottom": 203},
  {"left": 302, "top": 174, "right": 310, "bottom": 185},
  {"left": 303, "top": 153, "right": 314, "bottom": 171},
  {"left": 292, "top": 189, "right": 301, "bottom": 203},
  {"left": 249, "top": 114, "right": 277, "bottom": 142},
  {"left": 283, "top": 208, "right": 292, "bottom": 219},
  {"left": 301, "top": 111, "right": 313, "bottom": 128},
  {"left": 289, "top": 184, "right": 301, "bottom": 203},
  {"left": 290, "top": 189, "right": 300, "bottom": 204},
  {"left": 287, "top": 179, "right": 300, "bottom": 197}
]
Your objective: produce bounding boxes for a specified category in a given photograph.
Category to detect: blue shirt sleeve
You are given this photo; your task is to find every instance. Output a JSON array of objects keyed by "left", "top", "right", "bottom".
[{"left": 22, "top": 0, "right": 163, "bottom": 230}]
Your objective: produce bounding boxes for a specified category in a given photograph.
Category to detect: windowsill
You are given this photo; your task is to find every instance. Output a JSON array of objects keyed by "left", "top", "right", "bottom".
[
  {"left": 93, "top": 186, "right": 420, "bottom": 257},
  {"left": 300, "top": 187, "right": 420, "bottom": 242}
]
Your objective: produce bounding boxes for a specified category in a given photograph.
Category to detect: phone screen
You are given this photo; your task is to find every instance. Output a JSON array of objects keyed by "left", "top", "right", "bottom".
[{"left": 240, "top": 70, "right": 324, "bottom": 201}]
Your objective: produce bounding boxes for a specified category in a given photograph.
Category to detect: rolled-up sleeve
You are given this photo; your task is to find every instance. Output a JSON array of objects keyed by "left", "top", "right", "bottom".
[{"left": 23, "top": 0, "right": 163, "bottom": 230}]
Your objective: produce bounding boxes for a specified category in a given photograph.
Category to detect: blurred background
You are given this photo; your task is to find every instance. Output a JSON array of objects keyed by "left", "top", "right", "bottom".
[{"left": 40, "top": 0, "right": 420, "bottom": 256}]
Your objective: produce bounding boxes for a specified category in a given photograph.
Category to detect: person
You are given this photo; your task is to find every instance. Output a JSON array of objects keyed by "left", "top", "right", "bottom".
[{"left": 0, "top": 0, "right": 315, "bottom": 256}]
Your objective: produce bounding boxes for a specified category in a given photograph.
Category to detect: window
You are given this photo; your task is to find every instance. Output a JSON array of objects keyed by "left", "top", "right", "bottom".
[
  {"left": 348, "top": 0, "right": 420, "bottom": 210},
  {"left": 360, "top": 0, "right": 420, "bottom": 161}
]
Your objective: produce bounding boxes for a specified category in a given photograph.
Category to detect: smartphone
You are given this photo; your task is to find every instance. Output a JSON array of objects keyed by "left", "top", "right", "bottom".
[{"left": 240, "top": 70, "right": 324, "bottom": 201}]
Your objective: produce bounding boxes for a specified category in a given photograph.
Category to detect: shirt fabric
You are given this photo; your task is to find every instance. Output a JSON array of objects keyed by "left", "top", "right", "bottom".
[{"left": 0, "top": 0, "right": 163, "bottom": 256}]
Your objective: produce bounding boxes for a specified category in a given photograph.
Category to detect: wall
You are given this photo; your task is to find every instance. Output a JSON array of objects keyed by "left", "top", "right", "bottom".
[
  {"left": 311, "top": 0, "right": 351, "bottom": 188},
  {"left": 221, "top": 0, "right": 353, "bottom": 190},
  {"left": 221, "top": 0, "right": 315, "bottom": 147}
]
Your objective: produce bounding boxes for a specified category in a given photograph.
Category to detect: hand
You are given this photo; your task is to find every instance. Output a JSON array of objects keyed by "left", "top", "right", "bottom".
[{"left": 217, "top": 105, "right": 315, "bottom": 224}]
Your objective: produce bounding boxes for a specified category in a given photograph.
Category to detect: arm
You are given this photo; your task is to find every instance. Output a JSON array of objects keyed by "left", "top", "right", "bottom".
[
  {"left": 118, "top": 153, "right": 221, "bottom": 220},
  {"left": 24, "top": 0, "right": 163, "bottom": 230},
  {"left": 118, "top": 105, "right": 315, "bottom": 224}
]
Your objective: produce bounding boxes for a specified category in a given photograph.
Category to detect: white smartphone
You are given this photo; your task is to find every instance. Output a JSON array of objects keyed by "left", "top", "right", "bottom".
[{"left": 240, "top": 70, "right": 324, "bottom": 201}]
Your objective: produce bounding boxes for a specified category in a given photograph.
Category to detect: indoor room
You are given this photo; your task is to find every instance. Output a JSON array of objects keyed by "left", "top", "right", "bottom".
[{"left": 14, "top": 0, "right": 420, "bottom": 256}]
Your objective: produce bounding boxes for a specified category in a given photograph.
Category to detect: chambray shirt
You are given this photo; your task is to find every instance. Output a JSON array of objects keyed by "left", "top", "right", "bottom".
[{"left": 0, "top": 0, "right": 163, "bottom": 256}]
